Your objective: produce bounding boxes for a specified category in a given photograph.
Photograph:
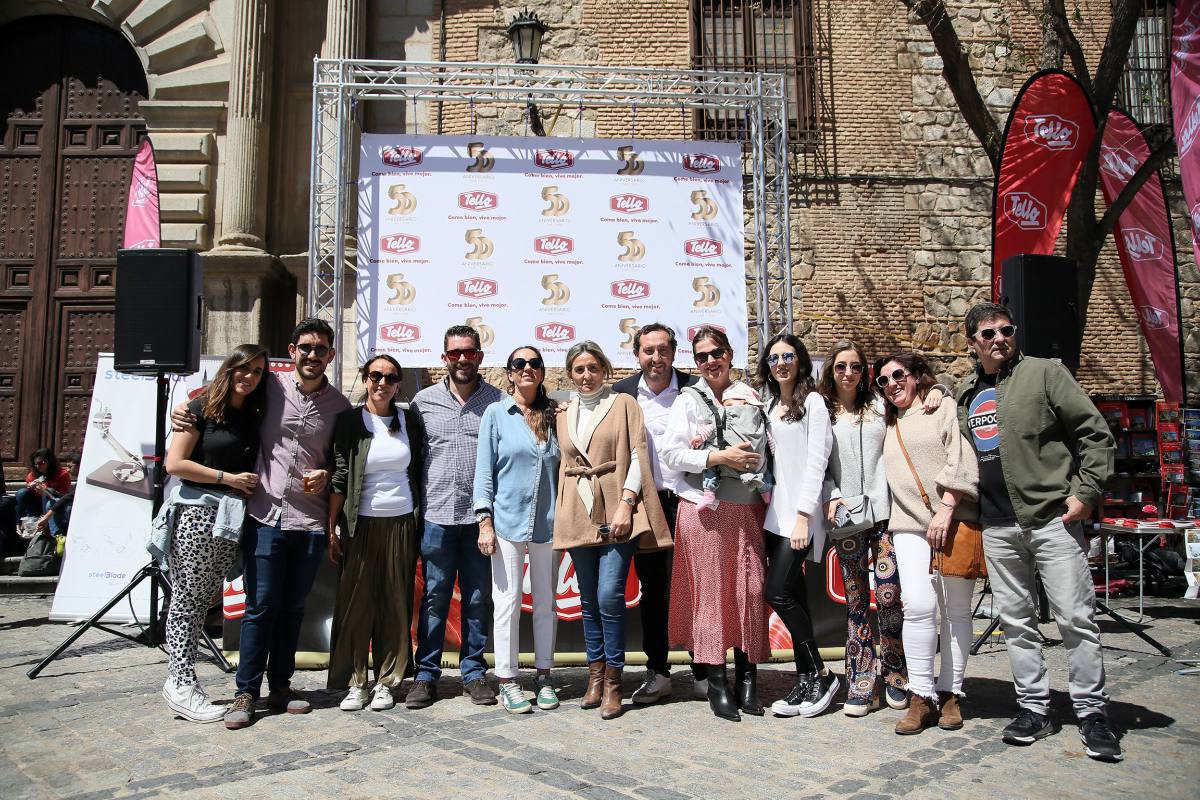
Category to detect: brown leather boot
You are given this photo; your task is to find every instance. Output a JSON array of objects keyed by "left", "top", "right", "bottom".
[
  {"left": 600, "top": 665, "right": 624, "bottom": 720},
  {"left": 894, "top": 693, "right": 939, "bottom": 735},
  {"left": 581, "top": 661, "right": 605, "bottom": 709},
  {"left": 937, "top": 692, "right": 963, "bottom": 730}
]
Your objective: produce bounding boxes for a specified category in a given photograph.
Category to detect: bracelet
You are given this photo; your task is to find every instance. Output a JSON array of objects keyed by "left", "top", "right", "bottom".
[
  {"left": 940, "top": 499, "right": 954, "bottom": 509},
  {"left": 621, "top": 496, "right": 636, "bottom": 507},
  {"left": 216, "top": 470, "right": 224, "bottom": 485}
]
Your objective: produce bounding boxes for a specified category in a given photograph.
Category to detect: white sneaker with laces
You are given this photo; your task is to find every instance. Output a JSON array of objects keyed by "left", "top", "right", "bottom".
[
  {"left": 370, "top": 683, "right": 395, "bottom": 711},
  {"left": 632, "top": 671, "right": 673, "bottom": 704},
  {"left": 340, "top": 686, "right": 368, "bottom": 711},
  {"left": 163, "top": 677, "right": 224, "bottom": 723}
]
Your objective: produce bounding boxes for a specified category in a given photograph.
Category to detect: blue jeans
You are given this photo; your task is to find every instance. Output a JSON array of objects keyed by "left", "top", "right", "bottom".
[
  {"left": 235, "top": 521, "right": 326, "bottom": 698},
  {"left": 570, "top": 540, "right": 636, "bottom": 669},
  {"left": 15, "top": 488, "right": 69, "bottom": 536},
  {"left": 414, "top": 521, "right": 493, "bottom": 683}
]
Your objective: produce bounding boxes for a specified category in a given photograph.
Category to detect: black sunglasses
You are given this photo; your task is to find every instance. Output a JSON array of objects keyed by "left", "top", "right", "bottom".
[
  {"left": 875, "top": 368, "right": 911, "bottom": 388},
  {"left": 976, "top": 324, "right": 1017, "bottom": 341},
  {"left": 834, "top": 362, "right": 864, "bottom": 374},
  {"left": 694, "top": 347, "right": 728, "bottom": 364},
  {"left": 365, "top": 371, "right": 401, "bottom": 385},
  {"left": 296, "top": 343, "right": 331, "bottom": 358},
  {"left": 509, "top": 357, "right": 544, "bottom": 371}
]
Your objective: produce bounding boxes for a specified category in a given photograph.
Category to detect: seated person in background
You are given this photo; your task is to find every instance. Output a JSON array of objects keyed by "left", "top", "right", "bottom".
[
  {"left": 16, "top": 449, "right": 73, "bottom": 536},
  {"left": 688, "top": 382, "right": 773, "bottom": 511}
]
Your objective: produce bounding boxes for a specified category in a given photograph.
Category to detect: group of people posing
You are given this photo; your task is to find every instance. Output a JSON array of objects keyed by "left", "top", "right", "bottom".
[{"left": 155, "top": 301, "right": 1123, "bottom": 762}]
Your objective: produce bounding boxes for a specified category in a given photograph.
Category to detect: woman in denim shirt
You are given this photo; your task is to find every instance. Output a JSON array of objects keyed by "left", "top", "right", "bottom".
[{"left": 473, "top": 345, "right": 561, "bottom": 714}]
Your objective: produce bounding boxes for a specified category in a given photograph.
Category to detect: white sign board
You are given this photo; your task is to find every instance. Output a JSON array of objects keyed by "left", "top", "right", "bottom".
[{"left": 357, "top": 135, "right": 748, "bottom": 367}]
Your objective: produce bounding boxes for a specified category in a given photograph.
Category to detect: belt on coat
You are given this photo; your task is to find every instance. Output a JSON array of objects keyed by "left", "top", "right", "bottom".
[{"left": 564, "top": 458, "right": 618, "bottom": 525}]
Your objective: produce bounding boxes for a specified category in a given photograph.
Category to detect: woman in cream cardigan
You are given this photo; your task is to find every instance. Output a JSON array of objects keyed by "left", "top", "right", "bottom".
[
  {"left": 554, "top": 341, "right": 672, "bottom": 720},
  {"left": 879, "top": 352, "right": 979, "bottom": 736}
]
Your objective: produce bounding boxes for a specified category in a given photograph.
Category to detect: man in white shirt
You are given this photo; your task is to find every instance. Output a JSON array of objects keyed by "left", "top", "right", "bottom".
[{"left": 612, "top": 323, "right": 699, "bottom": 703}]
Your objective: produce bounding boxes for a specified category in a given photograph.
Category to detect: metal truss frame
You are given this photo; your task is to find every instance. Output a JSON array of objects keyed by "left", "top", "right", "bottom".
[{"left": 309, "top": 58, "right": 793, "bottom": 387}]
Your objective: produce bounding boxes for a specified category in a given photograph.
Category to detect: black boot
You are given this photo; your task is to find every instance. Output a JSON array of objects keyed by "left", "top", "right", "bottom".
[
  {"left": 734, "top": 649, "right": 764, "bottom": 716},
  {"left": 706, "top": 664, "right": 741, "bottom": 721}
]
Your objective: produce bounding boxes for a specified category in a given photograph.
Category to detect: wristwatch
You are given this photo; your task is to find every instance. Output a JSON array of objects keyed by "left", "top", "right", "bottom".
[
  {"left": 475, "top": 510, "right": 492, "bottom": 524},
  {"left": 621, "top": 496, "right": 636, "bottom": 508}
]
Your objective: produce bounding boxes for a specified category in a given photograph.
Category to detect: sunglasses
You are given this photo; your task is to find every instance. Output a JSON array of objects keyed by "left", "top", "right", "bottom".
[
  {"left": 365, "top": 371, "right": 401, "bottom": 385},
  {"left": 834, "top": 362, "right": 864, "bottom": 374},
  {"left": 445, "top": 348, "right": 481, "bottom": 361},
  {"left": 875, "top": 368, "right": 911, "bottom": 388},
  {"left": 976, "top": 324, "right": 1017, "bottom": 341},
  {"left": 296, "top": 343, "right": 330, "bottom": 358},
  {"left": 694, "top": 347, "right": 728, "bottom": 365},
  {"left": 766, "top": 352, "right": 796, "bottom": 366},
  {"left": 509, "top": 357, "right": 544, "bottom": 371}
]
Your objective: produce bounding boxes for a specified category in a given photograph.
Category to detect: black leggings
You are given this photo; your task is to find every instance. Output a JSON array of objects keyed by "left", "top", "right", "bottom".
[{"left": 764, "top": 532, "right": 820, "bottom": 670}]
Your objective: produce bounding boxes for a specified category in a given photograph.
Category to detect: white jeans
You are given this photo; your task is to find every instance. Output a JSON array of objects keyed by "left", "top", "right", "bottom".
[
  {"left": 894, "top": 530, "right": 976, "bottom": 700},
  {"left": 491, "top": 537, "right": 558, "bottom": 678}
]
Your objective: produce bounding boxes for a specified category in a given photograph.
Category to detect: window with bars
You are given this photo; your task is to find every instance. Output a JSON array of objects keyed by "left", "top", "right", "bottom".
[
  {"left": 1119, "top": 0, "right": 1171, "bottom": 128},
  {"left": 691, "top": 0, "right": 819, "bottom": 149}
]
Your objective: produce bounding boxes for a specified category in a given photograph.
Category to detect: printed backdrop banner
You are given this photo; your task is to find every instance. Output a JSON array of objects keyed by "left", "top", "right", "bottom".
[
  {"left": 357, "top": 135, "right": 748, "bottom": 368},
  {"left": 1098, "top": 109, "right": 1185, "bottom": 403},
  {"left": 1173, "top": 1, "right": 1200, "bottom": 274},
  {"left": 122, "top": 138, "right": 161, "bottom": 249},
  {"left": 991, "top": 69, "right": 1096, "bottom": 300}
]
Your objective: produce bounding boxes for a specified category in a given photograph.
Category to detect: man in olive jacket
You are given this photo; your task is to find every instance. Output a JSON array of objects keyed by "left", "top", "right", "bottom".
[{"left": 955, "top": 302, "right": 1120, "bottom": 762}]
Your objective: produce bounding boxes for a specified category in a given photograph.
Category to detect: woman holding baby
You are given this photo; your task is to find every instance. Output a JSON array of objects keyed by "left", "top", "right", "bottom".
[{"left": 662, "top": 326, "right": 771, "bottom": 722}]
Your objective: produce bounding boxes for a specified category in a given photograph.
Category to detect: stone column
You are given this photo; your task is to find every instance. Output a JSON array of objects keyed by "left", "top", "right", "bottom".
[
  {"left": 323, "top": 0, "right": 366, "bottom": 59},
  {"left": 215, "top": 0, "right": 274, "bottom": 250}
]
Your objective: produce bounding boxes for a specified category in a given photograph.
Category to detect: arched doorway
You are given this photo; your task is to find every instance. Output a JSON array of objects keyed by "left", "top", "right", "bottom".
[{"left": 0, "top": 16, "right": 146, "bottom": 475}]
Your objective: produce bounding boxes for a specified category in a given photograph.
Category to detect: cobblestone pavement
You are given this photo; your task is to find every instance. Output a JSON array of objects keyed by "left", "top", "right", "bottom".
[{"left": 1, "top": 594, "right": 1197, "bottom": 800}]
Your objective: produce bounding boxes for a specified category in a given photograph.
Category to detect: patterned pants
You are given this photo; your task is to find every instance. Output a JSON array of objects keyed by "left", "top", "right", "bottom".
[
  {"left": 165, "top": 505, "right": 240, "bottom": 686},
  {"left": 836, "top": 524, "right": 906, "bottom": 701}
]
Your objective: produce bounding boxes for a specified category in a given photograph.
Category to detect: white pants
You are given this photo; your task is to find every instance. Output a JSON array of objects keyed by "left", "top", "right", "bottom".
[
  {"left": 894, "top": 530, "right": 976, "bottom": 700},
  {"left": 491, "top": 537, "right": 558, "bottom": 678}
]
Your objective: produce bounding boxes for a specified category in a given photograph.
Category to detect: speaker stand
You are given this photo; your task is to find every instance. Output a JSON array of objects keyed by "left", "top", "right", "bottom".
[{"left": 27, "top": 373, "right": 232, "bottom": 679}]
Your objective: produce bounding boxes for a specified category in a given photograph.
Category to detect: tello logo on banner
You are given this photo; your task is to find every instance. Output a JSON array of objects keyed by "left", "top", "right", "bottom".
[
  {"left": 1024, "top": 114, "right": 1079, "bottom": 150},
  {"left": 1003, "top": 192, "right": 1046, "bottom": 230},
  {"left": 457, "top": 277, "right": 498, "bottom": 299},
  {"left": 535, "top": 322, "right": 576, "bottom": 344},
  {"left": 379, "top": 322, "right": 421, "bottom": 343},
  {"left": 684, "top": 238, "right": 723, "bottom": 258},
  {"left": 127, "top": 238, "right": 158, "bottom": 250},
  {"left": 1099, "top": 146, "right": 1137, "bottom": 180},
  {"left": 1191, "top": 201, "right": 1200, "bottom": 237},
  {"left": 380, "top": 233, "right": 420, "bottom": 254},
  {"left": 380, "top": 145, "right": 423, "bottom": 169},
  {"left": 1122, "top": 228, "right": 1163, "bottom": 261},
  {"left": 1180, "top": 96, "right": 1200, "bottom": 156},
  {"left": 682, "top": 153, "right": 720, "bottom": 174},
  {"left": 687, "top": 324, "right": 725, "bottom": 341},
  {"left": 610, "top": 194, "right": 649, "bottom": 214},
  {"left": 611, "top": 279, "right": 650, "bottom": 300},
  {"left": 1139, "top": 305, "right": 1171, "bottom": 330},
  {"left": 458, "top": 191, "right": 498, "bottom": 211},
  {"left": 535, "top": 235, "right": 574, "bottom": 255},
  {"left": 535, "top": 149, "right": 574, "bottom": 170}
]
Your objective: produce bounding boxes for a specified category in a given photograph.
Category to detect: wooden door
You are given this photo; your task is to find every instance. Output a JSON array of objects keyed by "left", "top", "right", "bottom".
[{"left": 0, "top": 16, "right": 146, "bottom": 474}]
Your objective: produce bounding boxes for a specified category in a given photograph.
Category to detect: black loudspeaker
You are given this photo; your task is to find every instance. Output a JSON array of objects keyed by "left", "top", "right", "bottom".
[
  {"left": 115, "top": 248, "right": 203, "bottom": 375},
  {"left": 999, "top": 254, "right": 1080, "bottom": 373}
]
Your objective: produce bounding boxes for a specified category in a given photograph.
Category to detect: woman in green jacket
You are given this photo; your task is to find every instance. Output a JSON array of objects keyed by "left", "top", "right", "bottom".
[{"left": 326, "top": 354, "right": 425, "bottom": 711}]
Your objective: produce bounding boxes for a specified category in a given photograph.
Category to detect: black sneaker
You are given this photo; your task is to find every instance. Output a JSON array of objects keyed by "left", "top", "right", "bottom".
[
  {"left": 1002, "top": 708, "right": 1054, "bottom": 745},
  {"left": 798, "top": 670, "right": 839, "bottom": 718},
  {"left": 405, "top": 679, "right": 437, "bottom": 709},
  {"left": 464, "top": 678, "right": 498, "bottom": 706},
  {"left": 1079, "top": 714, "right": 1123, "bottom": 762}
]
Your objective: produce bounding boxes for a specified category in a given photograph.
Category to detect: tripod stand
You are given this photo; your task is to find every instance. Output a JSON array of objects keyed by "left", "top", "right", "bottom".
[
  {"left": 970, "top": 575, "right": 1050, "bottom": 655},
  {"left": 28, "top": 373, "right": 231, "bottom": 679}
]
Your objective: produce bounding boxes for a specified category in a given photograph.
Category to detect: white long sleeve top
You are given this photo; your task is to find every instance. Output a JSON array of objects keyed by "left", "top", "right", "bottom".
[{"left": 763, "top": 392, "right": 833, "bottom": 561}]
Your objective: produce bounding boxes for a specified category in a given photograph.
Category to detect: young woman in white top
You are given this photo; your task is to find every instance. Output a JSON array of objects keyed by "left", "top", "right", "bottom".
[
  {"left": 327, "top": 355, "right": 424, "bottom": 712},
  {"left": 756, "top": 333, "right": 836, "bottom": 718}
]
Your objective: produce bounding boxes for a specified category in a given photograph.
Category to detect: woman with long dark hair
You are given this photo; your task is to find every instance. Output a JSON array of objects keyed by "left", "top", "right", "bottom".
[
  {"left": 878, "top": 352, "right": 979, "bottom": 735},
  {"left": 755, "top": 332, "right": 836, "bottom": 718},
  {"left": 662, "top": 326, "right": 770, "bottom": 722},
  {"left": 327, "top": 354, "right": 425, "bottom": 712},
  {"left": 474, "top": 345, "right": 561, "bottom": 714},
  {"left": 16, "top": 448, "right": 73, "bottom": 536},
  {"left": 159, "top": 343, "right": 268, "bottom": 723}
]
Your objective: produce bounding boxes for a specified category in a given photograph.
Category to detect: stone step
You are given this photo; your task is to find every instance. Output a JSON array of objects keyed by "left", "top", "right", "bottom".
[{"left": 0, "top": 574, "right": 58, "bottom": 596}]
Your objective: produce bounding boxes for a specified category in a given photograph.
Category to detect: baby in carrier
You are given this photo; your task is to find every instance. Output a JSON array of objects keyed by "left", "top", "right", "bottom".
[{"left": 687, "top": 383, "right": 773, "bottom": 511}]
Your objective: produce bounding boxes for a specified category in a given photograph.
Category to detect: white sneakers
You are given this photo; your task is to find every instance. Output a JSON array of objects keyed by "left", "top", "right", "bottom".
[
  {"left": 370, "top": 683, "right": 395, "bottom": 711},
  {"left": 163, "top": 678, "right": 225, "bottom": 724},
  {"left": 340, "top": 686, "right": 368, "bottom": 711}
]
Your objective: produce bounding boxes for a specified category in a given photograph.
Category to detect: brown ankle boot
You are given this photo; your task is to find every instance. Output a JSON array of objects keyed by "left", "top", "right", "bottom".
[
  {"left": 894, "top": 693, "right": 939, "bottom": 735},
  {"left": 937, "top": 692, "right": 963, "bottom": 730},
  {"left": 600, "top": 665, "right": 624, "bottom": 719},
  {"left": 581, "top": 661, "right": 605, "bottom": 709}
]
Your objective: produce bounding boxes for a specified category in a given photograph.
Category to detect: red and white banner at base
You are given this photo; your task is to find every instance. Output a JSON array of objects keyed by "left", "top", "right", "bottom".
[{"left": 356, "top": 135, "right": 748, "bottom": 368}]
